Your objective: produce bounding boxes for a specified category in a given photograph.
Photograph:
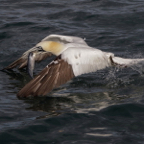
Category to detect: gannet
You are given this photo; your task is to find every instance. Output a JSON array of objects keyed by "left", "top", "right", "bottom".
[{"left": 4, "top": 34, "right": 144, "bottom": 97}]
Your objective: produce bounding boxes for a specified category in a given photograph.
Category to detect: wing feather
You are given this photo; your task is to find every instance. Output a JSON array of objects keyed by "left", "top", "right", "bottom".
[
  {"left": 4, "top": 50, "right": 52, "bottom": 70},
  {"left": 17, "top": 58, "right": 74, "bottom": 97}
]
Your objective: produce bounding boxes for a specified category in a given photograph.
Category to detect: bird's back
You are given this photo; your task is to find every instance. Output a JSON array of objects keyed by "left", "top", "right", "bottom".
[{"left": 61, "top": 46, "right": 111, "bottom": 76}]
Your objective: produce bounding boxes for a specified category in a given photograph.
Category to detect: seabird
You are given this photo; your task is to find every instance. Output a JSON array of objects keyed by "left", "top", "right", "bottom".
[{"left": 4, "top": 34, "right": 144, "bottom": 97}]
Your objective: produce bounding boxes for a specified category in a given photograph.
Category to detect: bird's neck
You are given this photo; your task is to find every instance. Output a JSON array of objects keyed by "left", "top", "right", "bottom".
[
  {"left": 37, "top": 41, "right": 66, "bottom": 56},
  {"left": 47, "top": 41, "right": 65, "bottom": 56}
]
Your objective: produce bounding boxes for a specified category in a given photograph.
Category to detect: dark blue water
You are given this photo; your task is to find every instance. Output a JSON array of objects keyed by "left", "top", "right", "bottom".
[{"left": 1, "top": 0, "right": 144, "bottom": 143}]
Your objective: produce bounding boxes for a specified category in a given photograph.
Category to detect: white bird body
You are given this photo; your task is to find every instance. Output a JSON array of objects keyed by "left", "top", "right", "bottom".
[
  {"left": 4, "top": 34, "right": 144, "bottom": 97},
  {"left": 61, "top": 46, "right": 111, "bottom": 76}
]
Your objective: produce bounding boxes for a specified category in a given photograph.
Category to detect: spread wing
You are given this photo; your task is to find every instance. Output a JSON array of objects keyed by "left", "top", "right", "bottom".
[
  {"left": 3, "top": 47, "right": 52, "bottom": 70},
  {"left": 17, "top": 57, "right": 74, "bottom": 97}
]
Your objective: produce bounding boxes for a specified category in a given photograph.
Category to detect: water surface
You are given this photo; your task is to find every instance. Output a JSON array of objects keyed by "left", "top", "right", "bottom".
[{"left": 1, "top": 0, "right": 144, "bottom": 143}]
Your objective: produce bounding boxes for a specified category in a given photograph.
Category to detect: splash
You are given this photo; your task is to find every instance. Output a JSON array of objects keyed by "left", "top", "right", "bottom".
[{"left": 105, "top": 67, "right": 133, "bottom": 88}]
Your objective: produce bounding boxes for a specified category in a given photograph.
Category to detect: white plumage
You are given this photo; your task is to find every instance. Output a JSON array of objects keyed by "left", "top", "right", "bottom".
[{"left": 62, "top": 46, "right": 111, "bottom": 76}]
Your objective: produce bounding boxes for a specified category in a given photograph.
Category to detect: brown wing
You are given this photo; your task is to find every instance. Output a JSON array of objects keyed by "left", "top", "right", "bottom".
[
  {"left": 4, "top": 51, "right": 52, "bottom": 70},
  {"left": 17, "top": 57, "right": 74, "bottom": 97}
]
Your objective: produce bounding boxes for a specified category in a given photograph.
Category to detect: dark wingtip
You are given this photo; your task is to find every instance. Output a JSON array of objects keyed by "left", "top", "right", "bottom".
[
  {"left": 2, "top": 58, "right": 25, "bottom": 70},
  {"left": 0, "top": 68, "right": 6, "bottom": 72},
  {"left": 0, "top": 68, "right": 14, "bottom": 72}
]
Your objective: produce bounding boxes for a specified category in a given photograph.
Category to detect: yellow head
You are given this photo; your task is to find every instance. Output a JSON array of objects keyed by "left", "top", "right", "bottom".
[{"left": 36, "top": 41, "right": 65, "bottom": 56}]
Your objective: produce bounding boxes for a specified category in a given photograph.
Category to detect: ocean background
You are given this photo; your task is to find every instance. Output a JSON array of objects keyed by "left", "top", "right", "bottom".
[{"left": 1, "top": 0, "right": 144, "bottom": 143}]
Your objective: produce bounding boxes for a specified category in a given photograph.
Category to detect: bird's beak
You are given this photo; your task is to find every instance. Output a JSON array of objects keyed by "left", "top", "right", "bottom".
[{"left": 27, "top": 51, "right": 36, "bottom": 79}]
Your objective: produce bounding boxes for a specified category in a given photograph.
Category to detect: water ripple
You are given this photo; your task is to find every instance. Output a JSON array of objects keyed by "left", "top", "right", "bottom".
[{"left": 1, "top": 0, "right": 144, "bottom": 143}]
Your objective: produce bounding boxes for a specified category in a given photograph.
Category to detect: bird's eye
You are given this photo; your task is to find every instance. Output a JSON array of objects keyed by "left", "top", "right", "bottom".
[
  {"left": 37, "top": 46, "right": 44, "bottom": 51},
  {"left": 37, "top": 46, "right": 42, "bottom": 49}
]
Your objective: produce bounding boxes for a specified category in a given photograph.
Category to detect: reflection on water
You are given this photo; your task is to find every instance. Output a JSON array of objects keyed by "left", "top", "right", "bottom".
[{"left": 2, "top": 65, "right": 144, "bottom": 116}]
